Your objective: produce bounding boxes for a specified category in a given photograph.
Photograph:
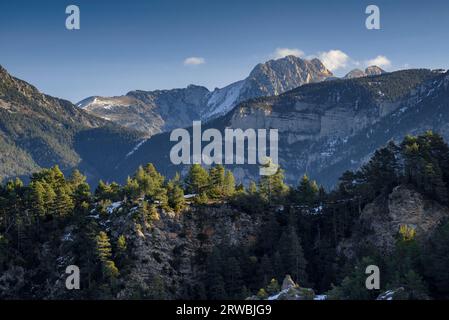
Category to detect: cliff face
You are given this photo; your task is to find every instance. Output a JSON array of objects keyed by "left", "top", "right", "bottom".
[
  {"left": 339, "top": 185, "right": 449, "bottom": 258},
  {"left": 113, "top": 69, "right": 449, "bottom": 189},
  {"left": 111, "top": 204, "right": 262, "bottom": 298},
  {"left": 222, "top": 69, "right": 449, "bottom": 187}
]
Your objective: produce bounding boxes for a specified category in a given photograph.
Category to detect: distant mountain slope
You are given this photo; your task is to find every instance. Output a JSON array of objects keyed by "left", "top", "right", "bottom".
[
  {"left": 77, "top": 85, "right": 210, "bottom": 137},
  {"left": 0, "top": 65, "right": 143, "bottom": 182},
  {"left": 77, "top": 56, "right": 333, "bottom": 135},
  {"left": 118, "top": 69, "right": 448, "bottom": 188}
]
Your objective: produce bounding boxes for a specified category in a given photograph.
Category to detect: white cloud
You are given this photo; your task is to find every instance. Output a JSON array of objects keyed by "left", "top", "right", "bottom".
[
  {"left": 365, "top": 55, "right": 391, "bottom": 69},
  {"left": 318, "top": 50, "right": 350, "bottom": 71},
  {"left": 183, "top": 57, "right": 205, "bottom": 66},
  {"left": 273, "top": 48, "right": 305, "bottom": 59}
]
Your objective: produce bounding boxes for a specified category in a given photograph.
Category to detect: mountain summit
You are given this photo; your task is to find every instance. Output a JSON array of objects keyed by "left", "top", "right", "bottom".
[
  {"left": 202, "top": 55, "right": 333, "bottom": 120},
  {"left": 344, "top": 66, "right": 386, "bottom": 79}
]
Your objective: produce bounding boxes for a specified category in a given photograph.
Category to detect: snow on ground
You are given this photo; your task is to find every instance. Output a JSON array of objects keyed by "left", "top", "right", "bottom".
[
  {"left": 267, "top": 289, "right": 327, "bottom": 300},
  {"left": 267, "top": 289, "right": 289, "bottom": 300},
  {"left": 126, "top": 140, "right": 147, "bottom": 157},
  {"left": 311, "top": 205, "right": 323, "bottom": 214},
  {"left": 61, "top": 232, "right": 73, "bottom": 242},
  {"left": 203, "top": 81, "right": 244, "bottom": 120},
  {"left": 107, "top": 201, "right": 122, "bottom": 214}
]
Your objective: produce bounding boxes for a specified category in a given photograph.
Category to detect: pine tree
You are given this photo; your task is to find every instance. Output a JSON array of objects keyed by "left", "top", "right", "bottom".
[
  {"left": 95, "top": 231, "right": 119, "bottom": 280},
  {"left": 53, "top": 187, "right": 73, "bottom": 216},
  {"left": 273, "top": 251, "right": 284, "bottom": 282},
  {"left": 423, "top": 220, "right": 449, "bottom": 296},
  {"left": 167, "top": 179, "right": 185, "bottom": 212},
  {"left": 361, "top": 141, "right": 400, "bottom": 196},
  {"left": 266, "top": 278, "right": 280, "bottom": 295},
  {"left": 69, "top": 169, "right": 87, "bottom": 189},
  {"left": 95, "top": 180, "right": 111, "bottom": 201},
  {"left": 29, "top": 181, "right": 46, "bottom": 217},
  {"left": 205, "top": 248, "right": 227, "bottom": 299},
  {"left": 117, "top": 235, "right": 127, "bottom": 252},
  {"left": 208, "top": 165, "right": 225, "bottom": 199},
  {"left": 248, "top": 181, "right": 258, "bottom": 195},
  {"left": 223, "top": 170, "right": 236, "bottom": 197},
  {"left": 96, "top": 231, "right": 112, "bottom": 262},
  {"left": 259, "top": 167, "right": 289, "bottom": 203},
  {"left": 185, "top": 164, "right": 209, "bottom": 194},
  {"left": 73, "top": 182, "right": 91, "bottom": 213},
  {"left": 124, "top": 177, "right": 140, "bottom": 200},
  {"left": 223, "top": 256, "right": 243, "bottom": 298},
  {"left": 278, "top": 226, "right": 308, "bottom": 285},
  {"left": 293, "top": 174, "right": 319, "bottom": 205},
  {"left": 258, "top": 254, "right": 274, "bottom": 286}
]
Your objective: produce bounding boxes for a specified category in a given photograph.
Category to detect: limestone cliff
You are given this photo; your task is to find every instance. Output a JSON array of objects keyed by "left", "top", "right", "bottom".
[
  {"left": 338, "top": 185, "right": 449, "bottom": 258},
  {"left": 111, "top": 204, "right": 262, "bottom": 298}
]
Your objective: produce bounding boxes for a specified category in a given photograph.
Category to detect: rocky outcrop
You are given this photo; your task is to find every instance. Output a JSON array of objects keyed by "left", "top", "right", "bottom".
[
  {"left": 248, "top": 275, "right": 317, "bottom": 300},
  {"left": 112, "top": 204, "right": 262, "bottom": 298},
  {"left": 77, "top": 85, "right": 210, "bottom": 137},
  {"left": 203, "top": 56, "right": 333, "bottom": 120},
  {"left": 221, "top": 69, "right": 449, "bottom": 187},
  {"left": 338, "top": 185, "right": 449, "bottom": 258},
  {"left": 344, "top": 66, "right": 386, "bottom": 79},
  {"left": 281, "top": 274, "right": 297, "bottom": 291},
  {"left": 377, "top": 288, "right": 405, "bottom": 300}
]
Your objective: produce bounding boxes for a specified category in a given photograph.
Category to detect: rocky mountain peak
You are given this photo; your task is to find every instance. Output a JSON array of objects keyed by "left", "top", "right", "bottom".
[
  {"left": 344, "top": 68, "right": 366, "bottom": 79},
  {"left": 365, "top": 65, "right": 386, "bottom": 76},
  {"left": 248, "top": 55, "right": 333, "bottom": 82},
  {"left": 344, "top": 66, "right": 386, "bottom": 79},
  {"left": 0, "top": 65, "right": 7, "bottom": 76},
  {"left": 203, "top": 56, "right": 333, "bottom": 120}
]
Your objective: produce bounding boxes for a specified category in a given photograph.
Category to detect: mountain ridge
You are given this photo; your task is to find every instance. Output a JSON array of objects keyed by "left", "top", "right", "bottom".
[
  {"left": 76, "top": 56, "right": 334, "bottom": 135},
  {"left": 116, "top": 68, "right": 448, "bottom": 188},
  {"left": 0, "top": 65, "right": 144, "bottom": 182}
]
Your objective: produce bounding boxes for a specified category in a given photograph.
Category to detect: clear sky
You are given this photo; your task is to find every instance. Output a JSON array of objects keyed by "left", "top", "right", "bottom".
[{"left": 0, "top": 0, "right": 448, "bottom": 103}]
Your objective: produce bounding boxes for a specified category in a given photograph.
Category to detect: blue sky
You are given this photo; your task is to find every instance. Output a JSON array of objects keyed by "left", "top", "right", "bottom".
[{"left": 0, "top": 0, "right": 448, "bottom": 103}]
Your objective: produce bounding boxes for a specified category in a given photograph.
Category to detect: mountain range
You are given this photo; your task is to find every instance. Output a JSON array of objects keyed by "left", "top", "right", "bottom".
[
  {"left": 77, "top": 56, "right": 333, "bottom": 135},
  {"left": 1, "top": 57, "right": 448, "bottom": 188},
  {"left": 114, "top": 67, "right": 449, "bottom": 188}
]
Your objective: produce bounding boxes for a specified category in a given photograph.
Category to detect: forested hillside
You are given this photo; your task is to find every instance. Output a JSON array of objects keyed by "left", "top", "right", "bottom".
[
  {"left": 0, "top": 65, "right": 144, "bottom": 183},
  {"left": 1, "top": 132, "right": 449, "bottom": 299}
]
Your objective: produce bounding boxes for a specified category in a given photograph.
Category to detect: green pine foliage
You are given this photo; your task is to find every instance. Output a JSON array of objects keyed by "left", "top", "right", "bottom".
[{"left": 1, "top": 133, "right": 449, "bottom": 299}]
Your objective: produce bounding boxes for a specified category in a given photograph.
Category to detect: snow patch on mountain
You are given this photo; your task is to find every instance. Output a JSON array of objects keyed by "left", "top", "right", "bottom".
[
  {"left": 126, "top": 139, "right": 147, "bottom": 157},
  {"left": 203, "top": 81, "right": 244, "bottom": 120}
]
